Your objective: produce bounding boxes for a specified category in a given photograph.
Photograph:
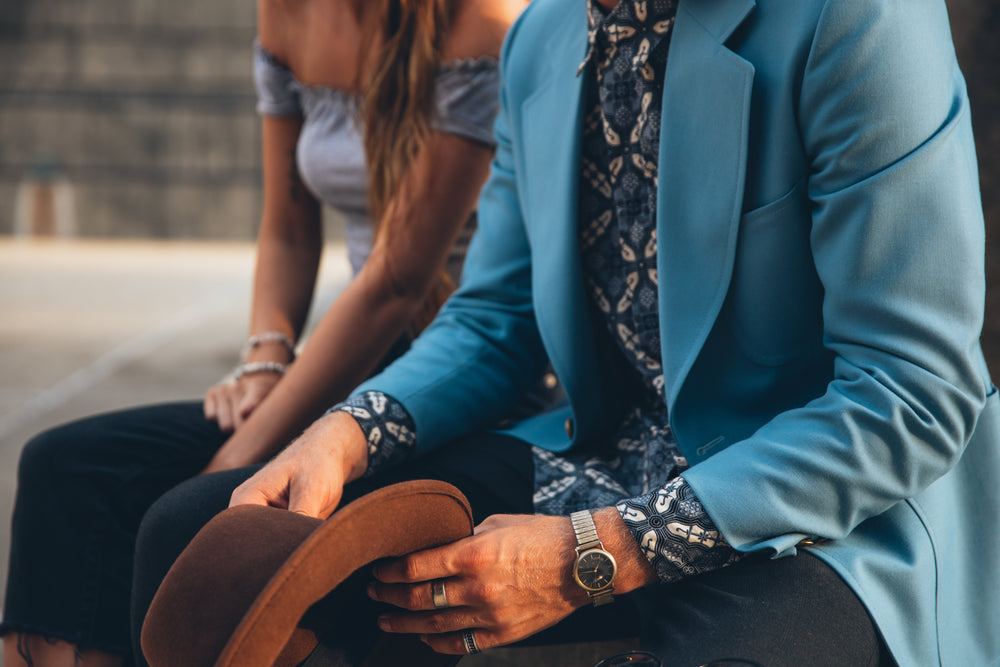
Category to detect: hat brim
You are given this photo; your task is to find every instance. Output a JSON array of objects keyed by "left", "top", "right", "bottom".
[{"left": 141, "top": 479, "right": 474, "bottom": 667}]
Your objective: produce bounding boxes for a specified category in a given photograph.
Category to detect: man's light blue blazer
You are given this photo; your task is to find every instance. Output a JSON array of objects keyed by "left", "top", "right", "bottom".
[{"left": 356, "top": 0, "right": 1000, "bottom": 663}]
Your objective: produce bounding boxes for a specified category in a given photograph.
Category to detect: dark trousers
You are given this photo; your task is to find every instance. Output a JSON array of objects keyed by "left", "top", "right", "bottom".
[
  {"left": 1, "top": 338, "right": 424, "bottom": 658},
  {"left": 2, "top": 402, "right": 227, "bottom": 657},
  {"left": 3, "top": 399, "right": 894, "bottom": 666},
  {"left": 129, "top": 435, "right": 894, "bottom": 667},
  {"left": 129, "top": 430, "right": 537, "bottom": 667}
]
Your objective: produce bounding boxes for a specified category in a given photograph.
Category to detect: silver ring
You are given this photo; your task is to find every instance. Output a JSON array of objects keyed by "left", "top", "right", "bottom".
[
  {"left": 463, "top": 629, "right": 481, "bottom": 655},
  {"left": 431, "top": 579, "right": 449, "bottom": 609}
]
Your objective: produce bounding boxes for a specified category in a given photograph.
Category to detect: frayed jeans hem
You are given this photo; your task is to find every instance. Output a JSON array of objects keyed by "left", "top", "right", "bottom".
[{"left": 0, "top": 621, "right": 130, "bottom": 657}]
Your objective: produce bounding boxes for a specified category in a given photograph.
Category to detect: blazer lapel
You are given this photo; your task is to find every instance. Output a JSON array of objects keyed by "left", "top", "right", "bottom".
[
  {"left": 657, "top": 0, "right": 756, "bottom": 411},
  {"left": 515, "top": 0, "right": 757, "bottom": 442},
  {"left": 519, "top": 11, "right": 611, "bottom": 443}
]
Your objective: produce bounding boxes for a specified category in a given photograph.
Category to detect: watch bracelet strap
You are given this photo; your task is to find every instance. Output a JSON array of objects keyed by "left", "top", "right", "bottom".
[
  {"left": 570, "top": 510, "right": 602, "bottom": 552},
  {"left": 591, "top": 589, "right": 614, "bottom": 606},
  {"left": 570, "top": 510, "right": 615, "bottom": 604}
]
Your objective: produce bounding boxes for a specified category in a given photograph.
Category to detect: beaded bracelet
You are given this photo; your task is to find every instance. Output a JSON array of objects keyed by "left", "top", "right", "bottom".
[
  {"left": 233, "top": 361, "right": 288, "bottom": 382},
  {"left": 241, "top": 331, "right": 296, "bottom": 362}
]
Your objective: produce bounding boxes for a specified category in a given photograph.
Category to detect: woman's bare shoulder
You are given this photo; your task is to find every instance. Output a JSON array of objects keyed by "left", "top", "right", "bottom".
[
  {"left": 256, "top": 0, "right": 296, "bottom": 62},
  {"left": 442, "top": 0, "right": 529, "bottom": 61},
  {"left": 256, "top": 0, "right": 364, "bottom": 87}
]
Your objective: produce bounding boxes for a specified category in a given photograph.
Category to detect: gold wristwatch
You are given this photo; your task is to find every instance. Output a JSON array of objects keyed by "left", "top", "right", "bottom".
[{"left": 570, "top": 510, "right": 617, "bottom": 606}]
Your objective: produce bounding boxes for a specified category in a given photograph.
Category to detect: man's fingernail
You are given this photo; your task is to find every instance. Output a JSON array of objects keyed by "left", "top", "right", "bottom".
[
  {"left": 367, "top": 583, "right": 377, "bottom": 599},
  {"left": 378, "top": 616, "right": 391, "bottom": 631}
]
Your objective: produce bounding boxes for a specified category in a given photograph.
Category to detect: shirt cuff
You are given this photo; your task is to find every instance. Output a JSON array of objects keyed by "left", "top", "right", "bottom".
[
  {"left": 330, "top": 391, "right": 416, "bottom": 477},
  {"left": 617, "top": 476, "right": 743, "bottom": 583}
]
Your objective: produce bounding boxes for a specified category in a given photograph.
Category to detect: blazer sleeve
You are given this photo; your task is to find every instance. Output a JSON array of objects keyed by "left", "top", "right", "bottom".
[
  {"left": 682, "top": 0, "right": 990, "bottom": 554},
  {"left": 352, "top": 19, "right": 550, "bottom": 452}
]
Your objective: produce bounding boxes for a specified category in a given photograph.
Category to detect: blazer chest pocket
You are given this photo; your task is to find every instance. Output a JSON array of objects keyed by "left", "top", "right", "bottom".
[{"left": 729, "top": 179, "right": 823, "bottom": 366}]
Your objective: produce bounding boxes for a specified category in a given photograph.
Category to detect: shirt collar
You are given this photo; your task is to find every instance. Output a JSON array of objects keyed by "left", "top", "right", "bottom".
[
  {"left": 577, "top": 0, "right": 605, "bottom": 76},
  {"left": 577, "top": 0, "right": 678, "bottom": 76}
]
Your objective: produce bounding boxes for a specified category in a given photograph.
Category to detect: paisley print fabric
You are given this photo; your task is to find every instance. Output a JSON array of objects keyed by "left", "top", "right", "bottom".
[
  {"left": 332, "top": 391, "right": 416, "bottom": 477},
  {"left": 532, "top": 400, "right": 689, "bottom": 515},
  {"left": 578, "top": 0, "right": 674, "bottom": 400},
  {"left": 617, "top": 477, "right": 743, "bottom": 582}
]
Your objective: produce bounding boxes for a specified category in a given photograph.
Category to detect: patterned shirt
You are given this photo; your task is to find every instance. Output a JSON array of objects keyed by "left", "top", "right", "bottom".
[{"left": 334, "top": 0, "right": 741, "bottom": 584}]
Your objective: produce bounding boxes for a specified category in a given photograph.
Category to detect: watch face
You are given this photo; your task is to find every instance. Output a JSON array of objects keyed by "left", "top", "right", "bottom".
[{"left": 575, "top": 550, "right": 616, "bottom": 591}]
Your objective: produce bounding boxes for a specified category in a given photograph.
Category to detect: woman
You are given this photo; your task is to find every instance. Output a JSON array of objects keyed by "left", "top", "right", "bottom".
[{"left": 1, "top": 0, "right": 527, "bottom": 665}]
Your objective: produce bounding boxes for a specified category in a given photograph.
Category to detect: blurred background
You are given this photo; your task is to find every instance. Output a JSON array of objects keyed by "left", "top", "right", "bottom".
[
  {"left": 0, "top": 0, "right": 997, "bottom": 663},
  {"left": 0, "top": 0, "right": 260, "bottom": 238}
]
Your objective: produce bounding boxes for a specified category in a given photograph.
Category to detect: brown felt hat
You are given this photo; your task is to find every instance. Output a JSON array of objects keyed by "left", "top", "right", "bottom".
[{"left": 141, "top": 479, "right": 473, "bottom": 667}]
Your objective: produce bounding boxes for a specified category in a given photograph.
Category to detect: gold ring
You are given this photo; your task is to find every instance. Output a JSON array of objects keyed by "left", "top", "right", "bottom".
[
  {"left": 431, "top": 579, "right": 448, "bottom": 609},
  {"left": 463, "top": 628, "right": 481, "bottom": 654}
]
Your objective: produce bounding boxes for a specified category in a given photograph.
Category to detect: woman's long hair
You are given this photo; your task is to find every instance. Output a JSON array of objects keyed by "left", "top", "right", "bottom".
[{"left": 359, "top": 0, "right": 458, "bottom": 336}]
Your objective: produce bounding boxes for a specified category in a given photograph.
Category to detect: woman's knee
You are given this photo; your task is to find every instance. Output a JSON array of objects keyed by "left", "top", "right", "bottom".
[
  {"left": 135, "top": 467, "right": 260, "bottom": 572},
  {"left": 17, "top": 409, "right": 154, "bottom": 489},
  {"left": 135, "top": 486, "right": 198, "bottom": 568},
  {"left": 16, "top": 422, "right": 95, "bottom": 489},
  {"left": 17, "top": 403, "right": 218, "bottom": 493},
  {"left": 131, "top": 466, "right": 262, "bottom": 660}
]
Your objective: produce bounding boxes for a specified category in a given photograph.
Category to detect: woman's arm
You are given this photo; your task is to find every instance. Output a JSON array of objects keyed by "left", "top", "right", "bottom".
[
  {"left": 203, "top": 131, "right": 494, "bottom": 472},
  {"left": 203, "top": 114, "right": 322, "bottom": 435}
]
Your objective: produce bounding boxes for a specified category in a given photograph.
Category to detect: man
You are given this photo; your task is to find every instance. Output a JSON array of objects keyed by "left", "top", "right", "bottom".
[{"left": 149, "top": 0, "right": 999, "bottom": 664}]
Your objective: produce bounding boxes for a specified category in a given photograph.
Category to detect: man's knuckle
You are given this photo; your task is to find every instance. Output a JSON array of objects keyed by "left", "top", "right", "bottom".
[
  {"left": 433, "top": 551, "right": 451, "bottom": 572},
  {"left": 465, "top": 548, "right": 493, "bottom": 574},
  {"left": 427, "top": 615, "right": 449, "bottom": 634},
  {"left": 479, "top": 580, "right": 505, "bottom": 603},
  {"left": 408, "top": 587, "right": 426, "bottom": 609},
  {"left": 402, "top": 559, "right": 423, "bottom": 582},
  {"left": 475, "top": 630, "right": 496, "bottom": 651}
]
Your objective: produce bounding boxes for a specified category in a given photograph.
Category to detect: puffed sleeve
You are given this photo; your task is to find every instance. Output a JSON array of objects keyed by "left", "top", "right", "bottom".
[
  {"left": 431, "top": 59, "right": 501, "bottom": 147},
  {"left": 253, "top": 40, "right": 302, "bottom": 116}
]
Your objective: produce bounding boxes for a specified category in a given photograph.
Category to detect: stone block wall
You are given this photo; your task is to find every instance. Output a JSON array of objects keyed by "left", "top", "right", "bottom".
[{"left": 0, "top": 0, "right": 261, "bottom": 238}]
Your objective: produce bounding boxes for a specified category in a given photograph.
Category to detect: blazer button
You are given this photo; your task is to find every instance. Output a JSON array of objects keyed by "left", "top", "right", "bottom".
[
  {"left": 543, "top": 372, "right": 558, "bottom": 390},
  {"left": 564, "top": 417, "right": 575, "bottom": 439}
]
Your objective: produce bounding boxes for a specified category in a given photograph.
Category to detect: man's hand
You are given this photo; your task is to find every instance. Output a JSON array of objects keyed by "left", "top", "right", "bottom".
[
  {"left": 228, "top": 410, "right": 369, "bottom": 518},
  {"left": 204, "top": 373, "right": 282, "bottom": 432},
  {"left": 367, "top": 514, "right": 589, "bottom": 653},
  {"left": 368, "top": 508, "right": 659, "bottom": 653}
]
